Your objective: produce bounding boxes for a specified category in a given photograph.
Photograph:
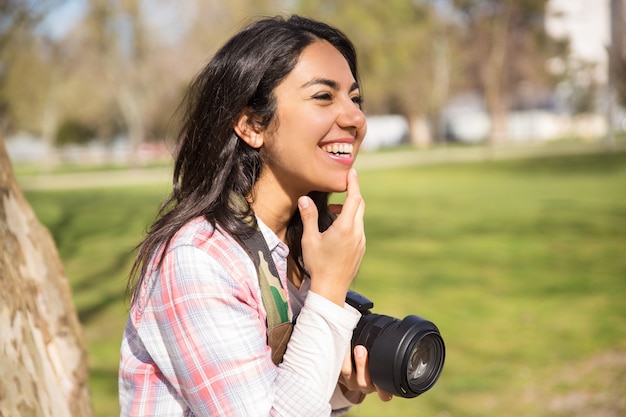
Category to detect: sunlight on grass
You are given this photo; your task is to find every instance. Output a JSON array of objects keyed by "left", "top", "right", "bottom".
[{"left": 24, "top": 151, "right": 626, "bottom": 417}]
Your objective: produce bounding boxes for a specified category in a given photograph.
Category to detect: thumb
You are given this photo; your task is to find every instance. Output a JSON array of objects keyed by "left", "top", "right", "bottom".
[{"left": 298, "top": 196, "right": 319, "bottom": 237}]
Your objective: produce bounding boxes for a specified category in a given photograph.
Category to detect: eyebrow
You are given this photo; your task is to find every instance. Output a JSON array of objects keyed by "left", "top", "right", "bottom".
[{"left": 302, "top": 78, "right": 360, "bottom": 92}]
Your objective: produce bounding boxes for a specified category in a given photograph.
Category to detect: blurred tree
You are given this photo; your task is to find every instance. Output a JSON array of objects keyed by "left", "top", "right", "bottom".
[
  {"left": 3, "top": 36, "right": 82, "bottom": 165},
  {"left": 0, "top": 0, "right": 58, "bottom": 134},
  {"left": 115, "top": 0, "right": 147, "bottom": 162},
  {"left": 451, "top": 0, "right": 566, "bottom": 142},
  {"left": 68, "top": 0, "right": 277, "bottom": 156},
  {"left": 0, "top": 0, "right": 77, "bottom": 167},
  {"left": 45, "top": 0, "right": 202, "bottom": 160},
  {"left": 56, "top": 118, "right": 97, "bottom": 145},
  {"left": 561, "top": 59, "right": 600, "bottom": 115},
  {"left": 610, "top": 0, "right": 626, "bottom": 108},
  {"left": 0, "top": 0, "right": 34, "bottom": 131},
  {"left": 78, "top": 0, "right": 148, "bottom": 164},
  {"left": 1, "top": 0, "right": 106, "bottom": 166}
]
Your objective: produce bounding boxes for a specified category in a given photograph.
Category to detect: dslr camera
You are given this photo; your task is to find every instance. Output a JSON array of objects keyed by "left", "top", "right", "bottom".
[{"left": 346, "top": 290, "right": 445, "bottom": 398}]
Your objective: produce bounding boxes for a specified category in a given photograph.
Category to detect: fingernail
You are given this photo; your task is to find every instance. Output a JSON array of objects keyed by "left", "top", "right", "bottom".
[
  {"left": 350, "top": 168, "right": 357, "bottom": 177},
  {"left": 298, "top": 196, "right": 309, "bottom": 209},
  {"left": 355, "top": 345, "right": 366, "bottom": 358}
]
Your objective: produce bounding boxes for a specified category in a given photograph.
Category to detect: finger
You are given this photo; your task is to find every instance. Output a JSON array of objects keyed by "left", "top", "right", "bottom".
[
  {"left": 346, "top": 168, "right": 360, "bottom": 197},
  {"left": 298, "top": 196, "right": 319, "bottom": 238},
  {"left": 377, "top": 387, "right": 394, "bottom": 402},
  {"left": 353, "top": 191, "right": 365, "bottom": 231},
  {"left": 353, "top": 345, "right": 371, "bottom": 388},
  {"left": 336, "top": 169, "right": 362, "bottom": 223}
]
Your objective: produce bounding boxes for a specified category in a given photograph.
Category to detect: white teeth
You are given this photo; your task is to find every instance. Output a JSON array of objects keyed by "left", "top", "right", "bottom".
[{"left": 322, "top": 143, "right": 353, "bottom": 156}]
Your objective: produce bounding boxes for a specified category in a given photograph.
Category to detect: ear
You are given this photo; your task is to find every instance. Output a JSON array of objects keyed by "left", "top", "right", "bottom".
[{"left": 234, "top": 110, "right": 264, "bottom": 149}]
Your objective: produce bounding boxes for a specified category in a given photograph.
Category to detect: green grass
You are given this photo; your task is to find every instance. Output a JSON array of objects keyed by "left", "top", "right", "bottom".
[{"left": 23, "top": 151, "right": 626, "bottom": 417}]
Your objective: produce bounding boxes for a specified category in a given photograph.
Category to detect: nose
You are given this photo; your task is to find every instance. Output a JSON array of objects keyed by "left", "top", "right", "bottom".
[{"left": 337, "top": 98, "right": 366, "bottom": 135}]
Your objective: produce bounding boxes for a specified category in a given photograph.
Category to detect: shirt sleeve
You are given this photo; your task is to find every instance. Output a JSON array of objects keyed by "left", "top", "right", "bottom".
[
  {"left": 280, "top": 291, "right": 361, "bottom": 400},
  {"left": 132, "top": 243, "right": 360, "bottom": 417}
]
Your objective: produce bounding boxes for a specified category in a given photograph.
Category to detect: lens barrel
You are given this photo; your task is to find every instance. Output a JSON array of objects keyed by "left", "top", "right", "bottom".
[{"left": 352, "top": 313, "right": 445, "bottom": 398}]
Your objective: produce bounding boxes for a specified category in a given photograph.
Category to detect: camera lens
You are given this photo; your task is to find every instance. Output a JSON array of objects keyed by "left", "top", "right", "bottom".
[
  {"left": 406, "top": 333, "right": 445, "bottom": 393},
  {"left": 352, "top": 313, "right": 445, "bottom": 398}
]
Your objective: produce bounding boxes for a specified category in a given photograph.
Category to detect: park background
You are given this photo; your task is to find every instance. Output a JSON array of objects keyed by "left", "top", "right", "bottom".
[{"left": 2, "top": 0, "right": 626, "bottom": 416}]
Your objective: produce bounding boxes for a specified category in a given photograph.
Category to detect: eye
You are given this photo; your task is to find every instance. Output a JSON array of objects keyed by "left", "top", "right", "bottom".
[
  {"left": 312, "top": 92, "right": 333, "bottom": 101},
  {"left": 352, "top": 95, "right": 364, "bottom": 107}
]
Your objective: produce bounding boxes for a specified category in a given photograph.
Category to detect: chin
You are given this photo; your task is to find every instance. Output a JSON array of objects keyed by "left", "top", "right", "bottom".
[
  {"left": 307, "top": 169, "right": 351, "bottom": 194},
  {"left": 320, "top": 183, "right": 349, "bottom": 194}
]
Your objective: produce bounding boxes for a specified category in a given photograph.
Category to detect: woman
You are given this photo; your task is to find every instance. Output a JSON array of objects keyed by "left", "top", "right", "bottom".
[{"left": 119, "top": 15, "right": 391, "bottom": 416}]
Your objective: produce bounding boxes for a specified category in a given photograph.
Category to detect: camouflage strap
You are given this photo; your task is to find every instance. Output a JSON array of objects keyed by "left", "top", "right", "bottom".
[
  {"left": 241, "top": 228, "right": 293, "bottom": 364},
  {"left": 241, "top": 229, "right": 290, "bottom": 327},
  {"left": 233, "top": 193, "right": 293, "bottom": 364}
]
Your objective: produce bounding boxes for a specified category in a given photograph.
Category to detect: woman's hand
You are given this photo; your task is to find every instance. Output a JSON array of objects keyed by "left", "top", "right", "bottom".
[
  {"left": 338, "top": 345, "right": 394, "bottom": 402},
  {"left": 298, "top": 169, "right": 366, "bottom": 306}
]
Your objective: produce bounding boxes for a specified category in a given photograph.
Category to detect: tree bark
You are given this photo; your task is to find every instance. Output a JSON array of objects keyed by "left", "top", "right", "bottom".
[{"left": 0, "top": 136, "right": 92, "bottom": 417}]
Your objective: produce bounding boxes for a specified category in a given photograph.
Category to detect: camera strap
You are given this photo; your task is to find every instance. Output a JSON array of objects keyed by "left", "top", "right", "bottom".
[
  {"left": 241, "top": 228, "right": 294, "bottom": 365},
  {"left": 233, "top": 194, "right": 293, "bottom": 365}
]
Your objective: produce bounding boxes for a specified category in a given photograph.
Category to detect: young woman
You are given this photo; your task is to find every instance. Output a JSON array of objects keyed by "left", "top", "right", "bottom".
[{"left": 119, "top": 15, "right": 392, "bottom": 416}]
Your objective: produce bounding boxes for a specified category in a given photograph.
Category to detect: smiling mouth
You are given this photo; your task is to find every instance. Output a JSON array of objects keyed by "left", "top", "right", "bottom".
[{"left": 321, "top": 143, "right": 354, "bottom": 158}]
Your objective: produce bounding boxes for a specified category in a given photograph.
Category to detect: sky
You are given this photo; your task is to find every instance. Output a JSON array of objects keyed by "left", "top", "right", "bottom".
[{"left": 38, "top": 0, "right": 87, "bottom": 39}]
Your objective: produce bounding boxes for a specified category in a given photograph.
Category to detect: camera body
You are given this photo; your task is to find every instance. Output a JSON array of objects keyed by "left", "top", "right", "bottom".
[{"left": 346, "top": 290, "right": 445, "bottom": 398}]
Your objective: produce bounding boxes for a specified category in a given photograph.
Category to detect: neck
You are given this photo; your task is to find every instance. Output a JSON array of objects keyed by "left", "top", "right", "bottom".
[{"left": 250, "top": 176, "right": 299, "bottom": 242}]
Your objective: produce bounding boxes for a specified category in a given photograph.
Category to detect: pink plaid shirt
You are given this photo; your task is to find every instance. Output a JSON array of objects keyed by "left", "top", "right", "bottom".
[{"left": 119, "top": 216, "right": 361, "bottom": 416}]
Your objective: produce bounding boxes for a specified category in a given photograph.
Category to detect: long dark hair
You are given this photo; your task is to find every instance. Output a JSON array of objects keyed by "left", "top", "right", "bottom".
[{"left": 127, "top": 15, "right": 361, "bottom": 303}]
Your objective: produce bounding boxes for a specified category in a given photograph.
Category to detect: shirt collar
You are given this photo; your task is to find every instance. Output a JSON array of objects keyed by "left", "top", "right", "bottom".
[{"left": 256, "top": 215, "right": 290, "bottom": 259}]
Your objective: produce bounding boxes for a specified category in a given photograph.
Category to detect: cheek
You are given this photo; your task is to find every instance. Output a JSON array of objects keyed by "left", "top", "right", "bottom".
[
  {"left": 280, "top": 111, "right": 332, "bottom": 147},
  {"left": 304, "top": 111, "right": 336, "bottom": 139}
]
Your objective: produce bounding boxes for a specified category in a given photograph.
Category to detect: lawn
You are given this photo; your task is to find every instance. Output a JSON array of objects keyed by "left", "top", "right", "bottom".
[{"left": 23, "top": 150, "right": 626, "bottom": 417}]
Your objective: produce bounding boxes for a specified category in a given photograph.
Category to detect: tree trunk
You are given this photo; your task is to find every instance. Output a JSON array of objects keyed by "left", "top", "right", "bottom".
[
  {"left": 0, "top": 135, "right": 92, "bottom": 417},
  {"left": 117, "top": 87, "right": 145, "bottom": 167},
  {"left": 409, "top": 114, "right": 433, "bottom": 148},
  {"left": 482, "top": 0, "right": 513, "bottom": 143}
]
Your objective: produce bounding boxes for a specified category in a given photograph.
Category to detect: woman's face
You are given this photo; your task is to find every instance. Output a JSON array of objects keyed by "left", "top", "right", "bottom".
[{"left": 260, "top": 40, "right": 367, "bottom": 197}]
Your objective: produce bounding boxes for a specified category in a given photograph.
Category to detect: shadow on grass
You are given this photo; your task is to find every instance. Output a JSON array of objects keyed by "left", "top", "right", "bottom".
[
  {"left": 77, "top": 288, "right": 126, "bottom": 324},
  {"left": 73, "top": 250, "right": 133, "bottom": 323}
]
